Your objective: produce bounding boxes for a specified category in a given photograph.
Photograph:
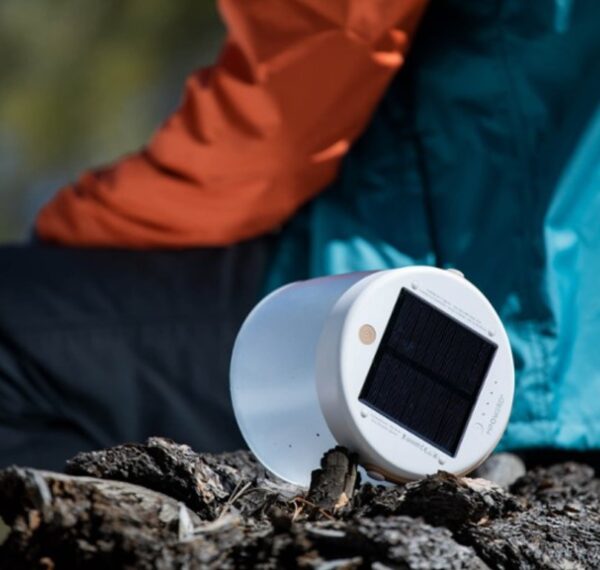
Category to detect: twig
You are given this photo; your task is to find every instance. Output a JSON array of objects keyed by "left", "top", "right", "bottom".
[
  {"left": 216, "top": 480, "right": 252, "bottom": 520},
  {"left": 290, "top": 496, "right": 335, "bottom": 521}
]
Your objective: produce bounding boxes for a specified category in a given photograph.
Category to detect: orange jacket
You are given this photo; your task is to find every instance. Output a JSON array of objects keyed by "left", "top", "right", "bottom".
[{"left": 37, "top": 0, "right": 428, "bottom": 247}]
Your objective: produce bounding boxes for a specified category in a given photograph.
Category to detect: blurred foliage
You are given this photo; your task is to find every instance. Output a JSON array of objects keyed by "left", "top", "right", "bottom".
[{"left": 0, "top": 0, "right": 223, "bottom": 241}]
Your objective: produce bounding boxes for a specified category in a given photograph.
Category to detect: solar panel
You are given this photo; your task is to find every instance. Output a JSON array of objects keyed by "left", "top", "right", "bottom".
[{"left": 359, "top": 288, "right": 497, "bottom": 456}]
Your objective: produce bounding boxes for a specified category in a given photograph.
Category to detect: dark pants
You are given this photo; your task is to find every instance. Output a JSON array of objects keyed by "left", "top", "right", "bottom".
[{"left": 0, "top": 238, "right": 274, "bottom": 470}]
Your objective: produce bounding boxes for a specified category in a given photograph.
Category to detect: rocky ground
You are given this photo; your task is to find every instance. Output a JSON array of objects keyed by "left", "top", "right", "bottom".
[{"left": 0, "top": 437, "right": 599, "bottom": 569}]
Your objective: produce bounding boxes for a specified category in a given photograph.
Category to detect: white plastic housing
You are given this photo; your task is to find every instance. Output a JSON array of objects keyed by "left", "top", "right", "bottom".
[{"left": 230, "top": 267, "right": 514, "bottom": 487}]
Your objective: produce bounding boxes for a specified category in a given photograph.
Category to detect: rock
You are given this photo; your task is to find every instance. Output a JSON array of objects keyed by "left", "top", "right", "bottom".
[
  {"left": 509, "top": 462, "right": 600, "bottom": 507},
  {"left": 0, "top": 440, "right": 598, "bottom": 568},
  {"left": 457, "top": 462, "right": 600, "bottom": 569},
  {"left": 398, "top": 473, "right": 522, "bottom": 530},
  {"left": 307, "top": 447, "right": 360, "bottom": 513},
  {"left": 461, "top": 499, "right": 600, "bottom": 569},
  {"left": 0, "top": 467, "right": 210, "bottom": 569},
  {"left": 352, "top": 472, "right": 521, "bottom": 530},
  {"left": 294, "top": 516, "right": 489, "bottom": 569},
  {"left": 65, "top": 436, "right": 297, "bottom": 521},
  {"left": 472, "top": 453, "right": 526, "bottom": 488}
]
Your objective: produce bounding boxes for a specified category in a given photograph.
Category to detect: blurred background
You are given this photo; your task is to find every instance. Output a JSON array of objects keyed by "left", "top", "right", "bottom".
[{"left": 0, "top": 0, "right": 224, "bottom": 242}]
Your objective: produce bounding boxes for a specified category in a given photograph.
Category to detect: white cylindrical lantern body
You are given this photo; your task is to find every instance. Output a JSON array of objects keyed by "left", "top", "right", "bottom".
[{"left": 230, "top": 272, "right": 370, "bottom": 487}]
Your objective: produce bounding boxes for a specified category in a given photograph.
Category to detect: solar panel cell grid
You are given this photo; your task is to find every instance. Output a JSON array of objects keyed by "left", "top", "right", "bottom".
[{"left": 359, "top": 289, "right": 497, "bottom": 456}]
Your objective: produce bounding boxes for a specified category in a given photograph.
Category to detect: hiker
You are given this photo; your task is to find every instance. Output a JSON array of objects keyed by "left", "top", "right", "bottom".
[{"left": 1, "top": 1, "right": 599, "bottom": 469}]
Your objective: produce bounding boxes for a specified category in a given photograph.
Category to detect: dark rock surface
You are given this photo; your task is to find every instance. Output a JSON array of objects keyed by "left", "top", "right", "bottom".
[{"left": 0, "top": 438, "right": 598, "bottom": 569}]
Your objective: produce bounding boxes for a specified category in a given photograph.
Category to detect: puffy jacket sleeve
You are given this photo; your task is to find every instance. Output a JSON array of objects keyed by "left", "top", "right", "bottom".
[{"left": 36, "top": 0, "right": 428, "bottom": 247}]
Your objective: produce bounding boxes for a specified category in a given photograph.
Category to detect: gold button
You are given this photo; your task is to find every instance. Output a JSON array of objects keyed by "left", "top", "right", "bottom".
[{"left": 359, "top": 324, "right": 377, "bottom": 345}]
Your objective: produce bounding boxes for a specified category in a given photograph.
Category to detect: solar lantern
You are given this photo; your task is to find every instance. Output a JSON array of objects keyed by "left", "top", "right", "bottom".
[{"left": 230, "top": 267, "right": 514, "bottom": 487}]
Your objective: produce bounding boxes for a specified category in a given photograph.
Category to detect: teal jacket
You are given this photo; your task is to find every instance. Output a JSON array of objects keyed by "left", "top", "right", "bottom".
[{"left": 267, "top": 0, "right": 600, "bottom": 451}]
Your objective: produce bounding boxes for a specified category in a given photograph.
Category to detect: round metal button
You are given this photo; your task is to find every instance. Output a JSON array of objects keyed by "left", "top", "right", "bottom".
[{"left": 359, "top": 324, "right": 377, "bottom": 345}]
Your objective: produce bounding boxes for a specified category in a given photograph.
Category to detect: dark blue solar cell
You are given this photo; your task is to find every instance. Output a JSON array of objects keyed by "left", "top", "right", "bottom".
[{"left": 359, "top": 289, "right": 496, "bottom": 456}]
